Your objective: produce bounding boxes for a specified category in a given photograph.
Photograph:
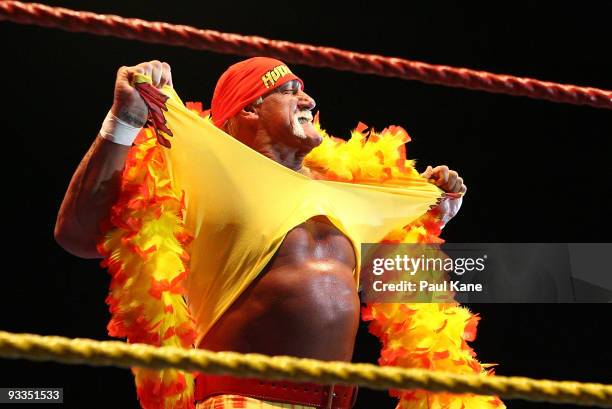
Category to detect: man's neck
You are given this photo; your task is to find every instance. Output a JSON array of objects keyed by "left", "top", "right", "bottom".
[
  {"left": 251, "top": 134, "right": 309, "bottom": 172},
  {"left": 227, "top": 122, "right": 315, "bottom": 173}
]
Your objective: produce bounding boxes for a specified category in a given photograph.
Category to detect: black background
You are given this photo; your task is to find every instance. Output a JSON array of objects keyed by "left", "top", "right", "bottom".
[{"left": 1, "top": 1, "right": 611, "bottom": 408}]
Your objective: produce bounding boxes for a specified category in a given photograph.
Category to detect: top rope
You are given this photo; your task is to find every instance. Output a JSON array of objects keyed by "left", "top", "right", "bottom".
[{"left": 1, "top": 1, "right": 611, "bottom": 109}]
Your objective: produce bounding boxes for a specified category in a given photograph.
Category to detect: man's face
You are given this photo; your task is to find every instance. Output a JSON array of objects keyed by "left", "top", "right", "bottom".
[{"left": 255, "top": 80, "right": 322, "bottom": 148}]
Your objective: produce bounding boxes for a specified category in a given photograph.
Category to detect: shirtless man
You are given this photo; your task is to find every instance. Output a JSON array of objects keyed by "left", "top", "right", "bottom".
[{"left": 54, "top": 58, "right": 466, "bottom": 408}]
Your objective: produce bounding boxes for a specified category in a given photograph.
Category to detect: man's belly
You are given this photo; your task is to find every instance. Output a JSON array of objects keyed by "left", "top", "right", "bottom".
[{"left": 199, "top": 217, "right": 360, "bottom": 361}]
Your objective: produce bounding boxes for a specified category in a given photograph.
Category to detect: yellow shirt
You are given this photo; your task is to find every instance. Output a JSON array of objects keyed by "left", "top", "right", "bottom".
[{"left": 160, "top": 88, "right": 442, "bottom": 346}]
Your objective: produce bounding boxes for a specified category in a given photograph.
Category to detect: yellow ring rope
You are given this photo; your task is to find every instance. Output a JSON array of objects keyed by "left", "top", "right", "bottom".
[{"left": 1, "top": 331, "right": 610, "bottom": 407}]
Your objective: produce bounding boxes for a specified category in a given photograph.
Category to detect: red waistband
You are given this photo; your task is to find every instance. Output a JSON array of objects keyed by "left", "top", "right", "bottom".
[{"left": 195, "top": 373, "right": 357, "bottom": 409}]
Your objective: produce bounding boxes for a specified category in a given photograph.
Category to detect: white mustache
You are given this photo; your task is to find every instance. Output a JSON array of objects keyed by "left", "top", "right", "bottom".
[
  {"left": 295, "top": 110, "right": 313, "bottom": 122},
  {"left": 291, "top": 112, "right": 308, "bottom": 140}
]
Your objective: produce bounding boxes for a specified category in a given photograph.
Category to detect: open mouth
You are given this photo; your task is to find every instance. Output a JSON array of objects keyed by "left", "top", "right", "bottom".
[
  {"left": 291, "top": 110, "right": 320, "bottom": 144},
  {"left": 296, "top": 111, "right": 313, "bottom": 125}
]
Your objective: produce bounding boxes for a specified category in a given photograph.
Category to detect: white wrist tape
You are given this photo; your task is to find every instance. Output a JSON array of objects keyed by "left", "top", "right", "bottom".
[{"left": 99, "top": 110, "right": 143, "bottom": 146}]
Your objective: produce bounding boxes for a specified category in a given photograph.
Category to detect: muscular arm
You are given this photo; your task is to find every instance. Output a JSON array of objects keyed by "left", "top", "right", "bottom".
[
  {"left": 54, "top": 60, "right": 173, "bottom": 259},
  {"left": 54, "top": 135, "right": 131, "bottom": 258}
]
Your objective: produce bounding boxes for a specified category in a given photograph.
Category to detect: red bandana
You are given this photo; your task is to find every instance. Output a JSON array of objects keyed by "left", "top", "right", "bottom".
[{"left": 211, "top": 57, "right": 304, "bottom": 128}]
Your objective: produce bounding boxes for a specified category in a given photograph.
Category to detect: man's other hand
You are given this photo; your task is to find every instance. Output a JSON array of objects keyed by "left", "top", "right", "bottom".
[
  {"left": 421, "top": 165, "right": 467, "bottom": 194},
  {"left": 421, "top": 165, "right": 466, "bottom": 227}
]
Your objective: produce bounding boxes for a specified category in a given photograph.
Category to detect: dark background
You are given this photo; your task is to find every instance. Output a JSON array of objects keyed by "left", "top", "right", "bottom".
[{"left": 1, "top": 0, "right": 611, "bottom": 408}]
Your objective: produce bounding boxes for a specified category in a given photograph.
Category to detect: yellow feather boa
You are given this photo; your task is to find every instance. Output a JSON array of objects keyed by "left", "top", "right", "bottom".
[
  {"left": 98, "top": 126, "right": 197, "bottom": 409},
  {"left": 98, "top": 103, "right": 504, "bottom": 409}
]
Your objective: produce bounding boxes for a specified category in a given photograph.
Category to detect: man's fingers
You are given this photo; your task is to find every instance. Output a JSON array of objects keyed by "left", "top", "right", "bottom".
[
  {"left": 123, "top": 60, "right": 173, "bottom": 88},
  {"left": 433, "top": 165, "right": 449, "bottom": 186},
  {"left": 138, "top": 62, "right": 153, "bottom": 78},
  {"left": 117, "top": 66, "right": 130, "bottom": 83},
  {"left": 424, "top": 165, "right": 467, "bottom": 194},
  {"left": 132, "top": 62, "right": 154, "bottom": 83},
  {"left": 161, "top": 61, "right": 173, "bottom": 88},
  {"left": 449, "top": 177, "right": 463, "bottom": 193},
  {"left": 421, "top": 165, "right": 433, "bottom": 178},
  {"left": 150, "top": 60, "right": 163, "bottom": 87},
  {"left": 446, "top": 170, "right": 458, "bottom": 188},
  {"left": 446, "top": 179, "right": 456, "bottom": 192},
  {"left": 454, "top": 177, "right": 464, "bottom": 193},
  {"left": 117, "top": 66, "right": 140, "bottom": 89}
]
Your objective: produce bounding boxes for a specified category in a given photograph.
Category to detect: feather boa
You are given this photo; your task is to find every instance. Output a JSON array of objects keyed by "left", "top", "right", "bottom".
[
  {"left": 97, "top": 126, "right": 197, "bottom": 409},
  {"left": 98, "top": 102, "right": 504, "bottom": 409},
  {"left": 306, "top": 116, "right": 504, "bottom": 409}
]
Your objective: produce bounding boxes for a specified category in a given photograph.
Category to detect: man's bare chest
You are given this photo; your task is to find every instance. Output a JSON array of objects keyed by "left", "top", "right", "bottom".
[{"left": 272, "top": 216, "right": 356, "bottom": 269}]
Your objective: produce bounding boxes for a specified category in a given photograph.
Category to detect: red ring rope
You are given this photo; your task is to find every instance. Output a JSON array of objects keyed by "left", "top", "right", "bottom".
[{"left": 1, "top": 1, "right": 611, "bottom": 109}]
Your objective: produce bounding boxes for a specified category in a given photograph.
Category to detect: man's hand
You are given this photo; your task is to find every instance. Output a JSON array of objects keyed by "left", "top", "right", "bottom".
[
  {"left": 421, "top": 165, "right": 467, "bottom": 194},
  {"left": 111, "top": 60, "right": 173, "bottom": 127},
  {"left": 421, "top": 165, "right": 467, "bottom": 227}
]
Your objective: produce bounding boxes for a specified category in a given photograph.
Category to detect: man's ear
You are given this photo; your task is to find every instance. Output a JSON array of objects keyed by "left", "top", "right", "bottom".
[{"left": 238, "top": 104, "right": 259, "bottom": 121}]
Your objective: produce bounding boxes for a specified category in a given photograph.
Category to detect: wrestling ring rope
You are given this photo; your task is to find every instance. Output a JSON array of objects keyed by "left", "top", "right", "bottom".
[
  {"left": 1, "top": 1, "right": 611, "bottom": 109},
  {"left": 1, "top": 331, "right": 611, "bottom": 407},
  {"left": 2, "top": 2, "right": 611, "bottom": 408}
]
